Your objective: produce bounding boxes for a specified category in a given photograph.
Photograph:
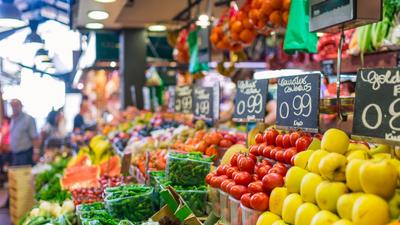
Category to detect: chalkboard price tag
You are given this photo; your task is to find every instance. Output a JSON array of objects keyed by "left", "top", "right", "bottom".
[
  {"left": 174, "top": 85, "right": 193, "bottom": 114},
  {"left": 353, "top": 68, "right": 400, "bottom": 144},
  {"left": 276, "top": 73, "right": 321, "bottom": 133},
  {"left": 233, "top": 79, "right": 269, "bottom": 122},
  {"left": 192, "top": 85, "right": 220, "bottom": 121}
]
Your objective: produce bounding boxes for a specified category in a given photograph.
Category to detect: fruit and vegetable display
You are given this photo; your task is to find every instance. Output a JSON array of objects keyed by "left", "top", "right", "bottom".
[{"left": 20, "top": 200, "right": 76, "bottom": 225}]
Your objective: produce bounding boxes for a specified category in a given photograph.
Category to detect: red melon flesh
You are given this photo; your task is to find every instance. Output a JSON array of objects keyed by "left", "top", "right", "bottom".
[
  {"left": 61, "top": 165, "right": 100, "bottom": 190},
  {"left": 100, "top": 155, "right": 121, "bottom": 177}
]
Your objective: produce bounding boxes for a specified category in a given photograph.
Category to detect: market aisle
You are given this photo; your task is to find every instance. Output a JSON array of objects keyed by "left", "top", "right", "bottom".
[{"left": 0, "top": 188, "right": 11, "bottom": 225}]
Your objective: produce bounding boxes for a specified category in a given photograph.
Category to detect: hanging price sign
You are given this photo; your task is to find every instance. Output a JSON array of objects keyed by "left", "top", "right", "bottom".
[
  {"left": 276, "top": 73, "right": 321, "bottom": 133},
  {"left": 233, "top": 79, "right": 269, "bottom": 122},
  {"left": 174, "top": 85, "right": 193, "bottom": 114},
  {"left": 192, "top": 85, "right": 220, "bottom": 121},
  {"left": 353, "top": 68, "right": 400, "bottom": 144}
]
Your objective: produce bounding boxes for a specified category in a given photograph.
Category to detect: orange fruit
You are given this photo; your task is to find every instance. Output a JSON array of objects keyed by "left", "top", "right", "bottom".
[
  {"left": 230, "top": 43, "right": 243, "bottom": 52},
  {"left": 282, "top": 11, "right": 289, "bottom": 25},
  {"left": 239, "top": 29, "right": 255, "bottom": 44},
  {"left": 231, "top": 20, "right": 243, "bottom": 33},
  {"left": 222, "top": 35, "right": 231, "bottom": 49},
  {"left": 270, "top": 0, "right": 283, "bottom": 10},
  {"left": 242, "top": 17, "right": 254, "bottom": 29},
  {"left": 237, "top": 11, "right": 246, "bottom": 21},
  {"left": 213, "top": 26, "right": 223, "bottom": 36},
  {"left": 216, "top": 41, "right": 225, "bottom": 49},
  {"left": 283, "top": 0, "right": 291, "bottom": 10},
  {"left": 256, "top": 19, "right": 266, "bottom": 29},
  {"left": 210, "top": 33, "right": 219, "bottom": 44},
  {"left": 269, "top": 10, "right": 282, "bottom": 26},
  {"left": 261, "top": 0, "right": 274, "bottom": 16},
  {"left": 251, "top": 0, "right": 264, "bottom": 9},
  {"left": 249, "top": 8, "right": 260, "bottom": 22},
  {"left": 231, "top": 31, "right": 241, "bottom": 41}
]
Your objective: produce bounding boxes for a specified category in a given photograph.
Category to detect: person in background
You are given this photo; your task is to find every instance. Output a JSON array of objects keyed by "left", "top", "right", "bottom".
[
  {"left": 9, "top": 99, "right": 39, "bottom": 166},
  {"left": 40, "top": 108, "right": 66, "bottom": 154},
  {"left": 73, "top": 102, "right": 87, "bottom": 131}
]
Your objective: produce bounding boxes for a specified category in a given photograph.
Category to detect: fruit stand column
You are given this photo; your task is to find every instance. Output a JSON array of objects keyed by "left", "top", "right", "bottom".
[{"left": 119, "top": 29, "right": 147, "bottom": 109}]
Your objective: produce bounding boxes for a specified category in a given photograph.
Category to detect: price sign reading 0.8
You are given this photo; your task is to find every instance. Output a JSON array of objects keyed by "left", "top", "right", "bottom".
[
  {"left": 353, "top": 68, "right": 400, "bottom": 143},
  {"left": 233, "top": 79, "right": 269, "bottom": 122},
  {"left": 174, "top": 85, "right": 193, "bottom": 114},
  {"left": 276, "top": 73, "right": 320, "bottom": 132},
  {"left": 192, "top": 86, "right": 216, "bottom": 121}
]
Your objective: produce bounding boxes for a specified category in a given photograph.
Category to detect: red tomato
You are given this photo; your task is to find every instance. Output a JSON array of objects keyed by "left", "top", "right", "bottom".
[
  {"left": 257, "top": 165, "right": 271, "bottom": 178},
  {"left": 220, "top": 139, "right": 233, "bottom": 148},
  {"left": 284, "top": 148, "right": 297, "bottom": 164},
  {"left": 220, "top": 179, "right": 234, "bottom": 192},
  {"left": 264, "top": 129, "right": 279, "bottom": 145},
  {"left": 282, "top": 134, "right": 292, "bottom": 148},
  {"left": 240, "top": 193, "right": 252, "bottom": 208},
  {"left": 250, "top": 145, "right": 260, "bottom": 156},
  {"left": 269, "top": 166, "right": 287, "bottom": 176},
  {"left": 290, "top": 132, "right": 300, "bottom": 146},
  {"left": 262, "top": 145, "right": 274, "bottom": 158},
  {"left": 257, "top": 143, "right": 267, "bottom": 156},
  {"left": 296, "top": 137, "right": 312, "bottom": 152},
  {"left": 226, "top": 166, "right": 239, "bottom": 178},
  {"left": 233, "top": 171, "right": 252, "bottom": 186},
  {"left": 252, "top": 174, "right": 259, "bottom": 181},
  {"left": 255, "top": 133, "right": 264, "bottom": 144},
  {"left": 230, "top": 153, "right": 240, "bottom": 166},
  {"left": 238, "top": 155, "right": 256, "bottom": 173},
  {"left": 210, "top": 176, "right": 219, "bottom": 188},
  {"left": 275, "top": 134, "right": 284, "bottom": 147},
  {"left": 269, "top": 147, "right": 282, "bottom": 160},
  {"left": 262, "top": 173, "right": 284, "bottom": 192},
  {"left": 314, "top": 133, "right": 323, "bottom": 140},
  {"left": 250, "top": 192, "right": 269, "bottom": 211},
  {"left": 261, "top": 159, "right": 273, "bottom": 166},
  {"left": 249, "top": 153, "right": 257, "bottom": 163},
  {"left": 217, "top": 165, "right": 229, "bottom": 176},
  {"left": 214, "top": 175, "right": 228, "bottom": 188},
  {"left": 226, "top": 181, "right": 236, "bottom": 193},
  {"left": 291, "top": 155, "right": 296, "bottom": 165},
  {"left": 275, "top": 150, "right": 285, "bottom": 163},
  {"left": 248, "top": 181, "right": 264, "bottom": 194},
  {"left": 274, "top": 162, "right": 286, "bottom": 169},
  {"left": 205, "top": 172, "right": 216, "bottom": 184},
  {"left": 230, "top": 185, "right": 248, "bottom": 200}
]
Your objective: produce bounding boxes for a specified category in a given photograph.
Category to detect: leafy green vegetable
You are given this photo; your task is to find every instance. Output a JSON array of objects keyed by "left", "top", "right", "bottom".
[{"left": 35, "top": 174, "right": 71, "bottom": 203}]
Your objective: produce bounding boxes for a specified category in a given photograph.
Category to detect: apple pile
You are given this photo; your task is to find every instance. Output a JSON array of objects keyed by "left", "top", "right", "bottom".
[
  {"left": 206, "top": 152, "right": 289, "bottom": 214},
  {"left": 250, "top": 128, "right": 313, "bottom": 164},
  {"left": 255, "top": 128, "right": 400, "bottom": 225}
]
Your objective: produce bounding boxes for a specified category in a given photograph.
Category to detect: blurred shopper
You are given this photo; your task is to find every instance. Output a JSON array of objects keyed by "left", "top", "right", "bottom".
[
  {"left": 40, "top": 108, "right": 66, "bottom": 153},
  {"left": 9, "top": 99, "right": 39, "bottom": 166}
]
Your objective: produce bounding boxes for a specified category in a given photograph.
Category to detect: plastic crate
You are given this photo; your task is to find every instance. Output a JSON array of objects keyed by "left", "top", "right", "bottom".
[
  {"left": 229, "top": 196, "right": 242, "bottom": 225},
  {"left": 219, "top": 190, "right": 230, "bottom": 225},
  {"left": 241, "top": 204, "right": 262, "bottom": 225},
  {"left": 209, "top": 187, "right": 220, "bottom": 217},
  {"left": 159, "top": 188, "right": 208, "bottom": 217}
]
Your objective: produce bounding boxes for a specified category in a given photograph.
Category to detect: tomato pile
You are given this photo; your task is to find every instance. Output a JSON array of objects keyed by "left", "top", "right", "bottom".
[{"left": 136, "top": 149, "right": 167, "bottom": 175}]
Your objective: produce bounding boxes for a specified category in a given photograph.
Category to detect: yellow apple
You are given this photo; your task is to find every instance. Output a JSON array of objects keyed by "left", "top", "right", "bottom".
[
  {"left": 271, "top": 220, "right": 289, "bottom": 225},
  {"left": 333, "top": 219, "right": 353, "bottom": 225},
  {"left": 294, "top": 150, "right": 314, "bottom": 169},
  {"left": 282, "top": 193, "right": 303, "bottom": 224},
  {"left": 345, "top": 159, "right": 365, "bottom": 192},
  {"left": 352, "top": 194, "right": 390, "bottom": 225},
  {"left": 307, "top": 150, "right": 329, "bottom": 174},
  {"left": 316, "top": 181, "right": 348, "bottom": 213},
  {"left": 285, "top": 166, "right": 308, "bottom": 193},
  {"left": 369, "top": 144, "right": 391, "bottom": 155},
  {"left": 372, "top": 153, "right": 392, "bottom": 160},
  {"left": 388, "top": 189, "right": 400, "bottom": 219},
  {"left": 269, "top": 187, "right": 288, "bottom": 216},
  {"left": 310, "top": 210, "right": 339, "bottom": 225},
  {"left": 308, "top": 138, "right": 322, "bottom": 150},
  {"left": 321, "top": 128, "right": 349, "bottom": 155},
  {"left": 318, "top": 152, "right": 347, "bottom": 181},
  {"left": 346, "top": 150, "right": 370, "bottom": 161},
  {"left": 360, "top": 159, "right": 397, "bottom": 199},
  {"left": 300, "top": 172, "right": 323, "bottom": 203},
  {"left": 294, "top": 202, "right": 319, "bottom": 225},
  {"left": 256, "top": 211, "right": 281, "bottom": 225},
  {"left": 336, "top": 193, "right": 364, "bottom": 220},
  {"left": 347, "top": 143, "right": 369, "bottom": 152}
]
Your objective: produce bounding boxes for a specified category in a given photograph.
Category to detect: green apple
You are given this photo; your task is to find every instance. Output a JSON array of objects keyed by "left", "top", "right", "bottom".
[
  {"left": 318, "top": 152, "right": 347, "bottom": 181},
  {"left": 346, "top": 150, "right": 370, "bottom": 161},
  {"left": 269, "top": 187, "right": 288, "bottom": 216},
  {"left": 294, "top": 202, "right": 319, "bottom": 225},
  {"left": 300, "top": 172, "right": 323, "bottom": 203},
  {"left": 256, "top": 211, "right": 281, "bottom": 225},
  {"left": 271, "top": 220, "right": 289, "bottom": 225},
  {"left": 333, "top": 219, "right": 353, "bottom": 225},
  {"left": 321, "top": 128, "right": 349, "bottom": 155},
  {"left": 389, "top": 189, "right": 400, "bottom": 219},
  {"left": 310, "top": 210, "right": 339, "bottom": 225},
  {"left": 294, "top": 150, "right": 314, "bottom": 169},
  {"left": 360, "top": 159, "right": 397, "bottom": 199},
  {"left": 345, "top": 159, "right": 365, "bottom": 192},
  {"left": 336, "top": 193, "right": 364, "bottom": 220},
  {"left": 285, "top": 166, "right": 308, "bottom": 193},
  {"left": 282, "top": 193, "right": 303, "bottom": 224},
  {"left": 316, "top": 181, "right": 348, "bottom": 213},
  {"left": 352, "top": 194, "right": 390, "bottom": 225},
  {"left": 307, "top": 150, "right": 329, "bottom": 174}
]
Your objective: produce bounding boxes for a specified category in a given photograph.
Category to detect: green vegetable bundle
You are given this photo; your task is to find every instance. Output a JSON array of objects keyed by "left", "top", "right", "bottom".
[
  {"left": 165, "top": 152, "right": 212, "bottom": 186},
  {"left": 104, "top": 185, "right": 154, "bottom": 222}
]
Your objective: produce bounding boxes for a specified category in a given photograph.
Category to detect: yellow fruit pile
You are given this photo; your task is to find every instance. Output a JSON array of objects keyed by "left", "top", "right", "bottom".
[{"left": 256, "top": 128, "right": 400, "bottom": 225}]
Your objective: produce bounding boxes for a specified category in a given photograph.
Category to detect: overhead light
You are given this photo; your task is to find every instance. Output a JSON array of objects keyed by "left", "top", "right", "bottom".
[
  {"left": 77, "top": 83, "right": 84, "bottom": 90},
  {"left": 148, "top": 24, "right": 166, "bottom": 32},
  {"left": 196, "top": 20, "right": 210, "bottom": 28},
  {"left": 45, "top": 67, "right": 56, "bottom": 74},
  {"left": 85, "top": 22, "right": 104, "bottom": 29},
  {"left": 94, "top": 0, "right": 116, "bottom": 2},
  {"left": 0, "top": 0, "right": 26, "bottom": 28},
  {"left": 87, "top": 10, "right": 109, "bottom": 20},
  {"left": 198, "top": 14, "right": 209, "bottom": 22},
  {"left": 110, "top": 61, "right": 116, "bottom": 68}
]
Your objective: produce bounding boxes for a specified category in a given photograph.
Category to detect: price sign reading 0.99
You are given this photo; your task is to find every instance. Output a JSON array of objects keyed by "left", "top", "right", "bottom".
[
  {"left": 192, "top": 85, "right": 219, "bottom": 121},
  {"left": 353, "top": 68, "right": 400, "bottom": 143},
  {"left": 233, "top": 79, "right": 269, "bottom": 122},
  {"left": 174, "top": 85, "right": 193, "bottom": 114},
  {"left": 276, "top": 73, "right": 320, "bottom": 133}
]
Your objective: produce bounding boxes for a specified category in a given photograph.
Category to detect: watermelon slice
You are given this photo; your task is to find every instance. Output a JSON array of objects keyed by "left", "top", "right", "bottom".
[
  {"left": 61, "top": 165, "right": 100, "bottom": 190},
  {"left": 100, "top": 155, "right": 121, "bottom": 177}
]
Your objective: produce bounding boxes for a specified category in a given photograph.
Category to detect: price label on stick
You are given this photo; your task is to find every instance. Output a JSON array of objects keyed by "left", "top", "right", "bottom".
[
  {"left": 192, "top": 85, "right": 220, "bottom": 121},
  {"left": 276, "top": 73, "right": 321, "bottom": 133},
  {"left": 233, "top": 79, "right": 269, "bottom": 122},
  {"left": 174, "top": 85, "right": 193, "bottom": 114},
  {"left": 353, "top": 68, "right": 400, "bottom": 144}
]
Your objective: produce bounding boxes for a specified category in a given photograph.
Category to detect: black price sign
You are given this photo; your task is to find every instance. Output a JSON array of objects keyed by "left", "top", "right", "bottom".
[
  {"left": 174, "top": 85, "right": 193, "bottom": 113},
  {"left": 276, "top": 73, "right": 321, "bottom": 133},
  {"left": 233, "top": 79, "right": 269, "bottom": 122},
  {"left": 192, "top": 85, "right": 220, "bottom": 121},
  {"left": 353, "top": 68, "right": 400, "bottom": 143}
]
